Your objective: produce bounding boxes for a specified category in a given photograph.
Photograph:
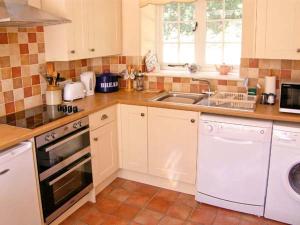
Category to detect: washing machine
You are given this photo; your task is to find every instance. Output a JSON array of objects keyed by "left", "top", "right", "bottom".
[{"left": 265, "top": 122, "right": 300, "bottom": 225}]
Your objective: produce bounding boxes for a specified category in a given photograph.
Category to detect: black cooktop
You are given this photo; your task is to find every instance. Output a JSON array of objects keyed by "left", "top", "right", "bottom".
[{"left": 0, "top": 104, "right": 83, "bottom": 129}]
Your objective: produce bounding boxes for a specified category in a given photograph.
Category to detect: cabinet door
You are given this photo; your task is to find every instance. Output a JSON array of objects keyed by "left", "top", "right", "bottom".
[
  {"left": 256, "top": 0, "right": 300, "bottom": 59},
  {"left": 42, "top": 0, "right": 88, "bottom": 61},
  {"left": 148, "top": 108, "right": 198, "bottom": 184},
  {"left": 94, "top": 0, "right": 122, "bottom": 56},
  {"left": 120, "top": 105, "right": 148, "bottom": 173},
  {"left": 90, "top": 121, "right": 118, "bottom": 187}
]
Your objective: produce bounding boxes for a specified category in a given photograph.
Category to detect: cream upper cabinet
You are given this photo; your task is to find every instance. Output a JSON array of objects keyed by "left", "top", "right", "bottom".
[
  {"left": 120, "top": 105, "right": 148, "bottom": 173},
  {"left": 256, "top": 0, "right": 300, "bottom": 59},
  {"left": 42, "top": 0, "right": 122, "bottom": 61},
  {"left": 87, "top": 0, "right": 122, "bottom": 58},
  {"left": 89, "top": 107, "right": 119, "bottom": 187},
  {"left": 148, "top": 108, "right": 198, "bottom": 184},
  {"left": 241, "top": 0, "right": 257, "bottom": 58}
]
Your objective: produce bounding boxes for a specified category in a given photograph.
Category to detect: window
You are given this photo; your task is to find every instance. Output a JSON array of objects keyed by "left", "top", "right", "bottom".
[
  {"left": 159, "top": 0, "right": 243, "bottom": 69},
  {"left": 161, "top": 3, "right": 196, "bottom": 64}
]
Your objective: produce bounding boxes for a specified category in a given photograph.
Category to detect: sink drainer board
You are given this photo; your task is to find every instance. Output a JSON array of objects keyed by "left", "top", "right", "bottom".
[{"left": 209, "top": 92, "right": 258, "bottom": 110}]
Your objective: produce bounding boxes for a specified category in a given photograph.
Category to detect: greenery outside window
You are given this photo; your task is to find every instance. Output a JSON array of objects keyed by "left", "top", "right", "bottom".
[{"left": 158, "top": 0, "right": 243, "bottom": 71}]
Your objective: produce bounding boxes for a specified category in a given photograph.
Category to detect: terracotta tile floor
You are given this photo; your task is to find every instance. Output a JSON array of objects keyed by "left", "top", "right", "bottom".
[{"left": 60, "top": 178, "right": 286, "bottom": 225}]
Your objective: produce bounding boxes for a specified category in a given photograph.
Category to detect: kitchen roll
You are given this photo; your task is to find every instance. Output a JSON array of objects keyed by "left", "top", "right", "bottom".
[{"left": 264, "top": 76, "right": 276, "bottom": 94}]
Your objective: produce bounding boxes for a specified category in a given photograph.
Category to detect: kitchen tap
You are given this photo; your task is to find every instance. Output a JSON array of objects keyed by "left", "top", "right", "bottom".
[{"left": 192, "top": 78, "right": 212, "bottom": 94}]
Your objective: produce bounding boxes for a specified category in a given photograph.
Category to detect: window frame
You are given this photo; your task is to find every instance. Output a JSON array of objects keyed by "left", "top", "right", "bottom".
[{"left": 156, "top": 0, "right": 241, "bottom": 72}]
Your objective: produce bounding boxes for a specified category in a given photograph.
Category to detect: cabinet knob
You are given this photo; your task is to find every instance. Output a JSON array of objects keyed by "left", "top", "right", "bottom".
[
  {"left": 191, "top": 119, "right": 196, "bottom": 123},
  {"left": 297, "top": 49, "right": 300, "bottom": 53},
  {"left": 141, "top": 113, "right": 145, "bottom": 117},
  {"left": 70, "top": 50, "right": 76, "bottom": 54},
  {"left": 93, "top": 137, "right": 98, "bottom": 142},
  {"left": 90, "top": 48, "right": 95, "bottom": 52},
  {"left": 101, "top": 114, "right": 108, "bottom": 120}
]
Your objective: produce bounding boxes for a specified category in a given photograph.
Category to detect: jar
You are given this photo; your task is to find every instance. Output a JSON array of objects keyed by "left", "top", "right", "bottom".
[
  {"left": 46, "top": 86, "right": 62, "bottom": 105},
  {"left": 135, "top": 74, "right": 144, "bottom": 91}
]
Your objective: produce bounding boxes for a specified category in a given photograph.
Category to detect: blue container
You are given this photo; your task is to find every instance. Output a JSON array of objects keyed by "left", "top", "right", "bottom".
[{"left": 95, "top": 73, "right": 119, "bottom": 93}]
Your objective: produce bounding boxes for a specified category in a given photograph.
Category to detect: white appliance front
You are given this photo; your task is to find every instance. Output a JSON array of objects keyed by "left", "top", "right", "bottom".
[
  {"left": 0, "top": 142, "right": 41, "bottom": 225},
  {"left": 265, "top": 123, "right": 300, "bottom": 225},
  {"left": 196, "top": 115, "right": 272, "bottom": 216}
]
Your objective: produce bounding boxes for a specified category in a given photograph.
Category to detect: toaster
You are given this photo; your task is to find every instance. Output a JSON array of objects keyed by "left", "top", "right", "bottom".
[{"left": 63, "top": 82, "right": 86, "bottom": 101}]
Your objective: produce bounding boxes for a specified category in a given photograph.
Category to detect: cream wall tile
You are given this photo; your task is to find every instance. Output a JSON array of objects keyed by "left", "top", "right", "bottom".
[
  {"left": 172, "top": 83, "right": 182, "bottom": 92},
  {"left": 9, "top": 44, "right": 20, "bottom": 55},
  {"left": 18, "top": 32, "right": 28, "bottom": 43},
  {"left": 0, "top": 44, "right": 9, "bottom": 56},
  {"left": 21, "top": 66, "right": 30, "bottom": 77},
  {"left": 30, "top": 64, "right": 39, "bottom": 75},
  {"left": 13, "top": 88, "right": 24, "bottom": 101},
  {"left": 28, "top": 43, "right": 38, "bottom": 54},
  {"left": 24, "top": 95, "right": 43, "bottom": 109},
  {"left": 1, "top": 79, "right": 13, "bottom": 92},
  {"left": 10, "top": 55, "right": 21, "bottom": 67}
]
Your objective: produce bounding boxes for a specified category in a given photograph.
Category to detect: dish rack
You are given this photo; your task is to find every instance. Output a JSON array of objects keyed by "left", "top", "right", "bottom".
[{"left": 209, "top": 92, "right": 258, "bottom": 109}]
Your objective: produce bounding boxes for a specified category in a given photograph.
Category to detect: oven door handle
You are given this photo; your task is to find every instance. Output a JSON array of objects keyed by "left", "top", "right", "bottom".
[
  {"left": 43, "top": 128, "right": 90, "bottom": 153},
  {"left": 47, "top": 157, "right": 91, "bottom": 186}
]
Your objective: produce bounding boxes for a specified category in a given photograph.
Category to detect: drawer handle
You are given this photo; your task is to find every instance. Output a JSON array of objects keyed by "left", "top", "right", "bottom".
[
  {"left": 191, "top": 119, "right": 195, "bottom": 123},
  {"left": 70, "top": 50, "right": 76, "bottom": 54},
  {"left": 0, "top": 169, "right": 9, "bottom": 176},
  {"left": 90, "top": 48, "right": 95, "bottom": 52},
  {"left": 101, "top": 114, "right": 108, "bottom": 120},
  {"left": 141, "top": 113, "right": 145, "bottom": 117},
  {"left": 297, "top": 49, "right": 300, "bottom": 53},
  {"left": 93, "top": 137, "right": 98, "bottom": 142}
]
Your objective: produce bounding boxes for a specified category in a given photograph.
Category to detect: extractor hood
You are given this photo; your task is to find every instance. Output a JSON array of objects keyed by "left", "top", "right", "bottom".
[{"left": 0, "top": 0, "right": 71, "bottom": 27}]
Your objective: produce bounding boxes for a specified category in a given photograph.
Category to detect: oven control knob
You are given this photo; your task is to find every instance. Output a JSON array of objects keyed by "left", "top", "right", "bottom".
[
  {"left": 73, "top": 123, "right": 79, "bottom": 129},
  {"left": 45, "top": 135, "right": 51, "bottom": 142},
  {"left": 78, "top": 121, "right": 82, "bottom": 127},
  {"left": 51, "top": 132, "right": 57, "bottom": 139}
]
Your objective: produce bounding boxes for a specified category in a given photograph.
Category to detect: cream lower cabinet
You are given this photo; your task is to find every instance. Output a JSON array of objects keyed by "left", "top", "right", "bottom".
[
  {"left": 148, "top": 107, "right": 198, "bottom": 184},
  {"left": 120, "top": 105, "right": 148, "bottom": 173},
  {"left": 89, "top": 108, "right": 119, "bottom": 187}
]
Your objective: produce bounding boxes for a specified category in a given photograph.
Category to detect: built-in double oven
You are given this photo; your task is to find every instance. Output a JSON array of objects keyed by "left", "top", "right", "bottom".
[{"left": 35, "top": 117, "right": 93, "bottom": 224}]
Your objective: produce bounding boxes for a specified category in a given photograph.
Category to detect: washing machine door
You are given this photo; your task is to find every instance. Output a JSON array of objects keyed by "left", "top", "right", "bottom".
[{"left": 289, "top": 163, "right": 300, "bottom": 196}]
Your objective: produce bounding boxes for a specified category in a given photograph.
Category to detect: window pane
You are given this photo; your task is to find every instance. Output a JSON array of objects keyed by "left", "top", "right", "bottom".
[
  {"left": 225, "top": 0, "right": 242, "bottom": 19},
  {"left": 164, "top": 3, "right": 178, "bottom": 21},
  {"left": 206, "top": 21, "right": 223, "bottom": 42},
  {"left": 180, "top": 3, "right": 195, "bottom": 21},
  {"left": 163, "top": 43, "right": 178, "bottom": 63},
  {"left": 163, "top": 23, "right": 179, "bottom": 42},
  {"left": 224, "top": 20, "right": 242, "bottom": 42},
  {"left": 179, "top": 43, "right": 195, "bottom": 63},
  {"left": 224, "top": 43, "right": 241, "bottom": 64},
  {"left": 205, "top": 43, "right": 222, "bottom": 64},
  {"left": 206, "top": 0, "right": 223, "bottom": 20},
  {"left": 180, "top": 22, "right": 195, "bottom": 42}
]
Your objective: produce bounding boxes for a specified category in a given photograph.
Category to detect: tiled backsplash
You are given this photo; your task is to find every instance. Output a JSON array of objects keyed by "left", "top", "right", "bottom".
[
  {"left": 1, "top": 26, "right": 300, "bottom": 117},
  {"left": 47, "top": 56, "right": 144, "bottom": 81},
  {"left": 240, "top": 58, "right": 300, "bottom": 96},
  {"left": 0, "top": 26, "right": 47, "bottom": 116}
]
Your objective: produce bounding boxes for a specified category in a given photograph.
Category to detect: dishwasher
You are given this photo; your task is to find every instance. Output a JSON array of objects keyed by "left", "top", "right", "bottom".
[
  {"left": 0, "top": 142, "right": 41, "bottom": 225},
  {"left": 196, "top": 114, "right": 273, "bottom": 216}
]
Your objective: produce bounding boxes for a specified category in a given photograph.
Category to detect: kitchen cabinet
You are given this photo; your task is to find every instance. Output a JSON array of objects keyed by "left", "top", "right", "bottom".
[
  {"left": 148, "top": 107, "right": 198, "bottom": 184},
  {"left": 42, "top": 0, "right": 122, "bottom": 61},
  {"left": 89, "top": 106, "right": 119, "bottom": 187},
  {"left": 120, "top": 105, "right": 148, "bottom": 173},
  {"left": 256, "top": 0, "right": 300, "bottom": 59}
]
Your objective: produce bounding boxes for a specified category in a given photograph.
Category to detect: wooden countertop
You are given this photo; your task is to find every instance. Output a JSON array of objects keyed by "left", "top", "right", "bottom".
[{"left": 1, "top": 90, "right": 300, "bottom": 151}]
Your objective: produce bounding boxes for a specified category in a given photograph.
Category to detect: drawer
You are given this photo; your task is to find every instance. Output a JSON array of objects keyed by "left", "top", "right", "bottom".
[{"left": 89, "top": 105, "right": 117, "bottom": 130}]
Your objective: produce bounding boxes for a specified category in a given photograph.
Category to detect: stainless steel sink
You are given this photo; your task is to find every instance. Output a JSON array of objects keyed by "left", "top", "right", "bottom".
[{"left": 150, "top": 92, "right": 208, "bottom": 105}]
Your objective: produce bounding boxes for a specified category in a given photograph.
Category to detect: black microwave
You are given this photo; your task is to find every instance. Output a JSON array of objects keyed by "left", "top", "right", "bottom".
[{"left": 280, "top": 82, "right": 300, "bottom": 114}]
